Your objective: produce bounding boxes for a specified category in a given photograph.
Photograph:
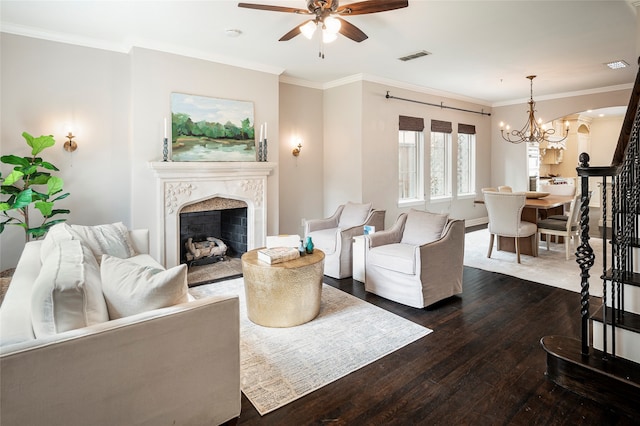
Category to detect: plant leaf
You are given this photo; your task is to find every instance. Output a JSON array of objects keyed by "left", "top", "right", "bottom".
[
  {"left": 12, "top": 189, "right": 33, "bottom": 209},
  {"left": 39, "top": 161, "right": 59, "bottom": 171},
  {"left": 51, "top": 192, "right": 70, "bottom": 202},
  {"left": 24, "top": 132, "right": 55, "bottom": 156},
  {"left": 1, "top": 185, "right": 20, "bottom": 195},
  {"left": 35, "top": 201, "right": 54, "bottom": 217},
  {"left": 28, "top": 226, "right": 48, "bottom": 239},
  {"left": 48, "top": 209, "right": 71, "bottom": 218},
  {"left": 1, "top": 154, "right": 30, "bottom": 168},
  {"left": 47, "top": 176, "right": 64, "bottom": 195},
  {"left": 27, "top": 172, "right": 51, "bottom": 185},
  {"left": 21, "top": 165, "right": 38, "bottom": 176},
  {"left": 2, "top": 170, "right": 24, "bottom": 186},
  {"left": 0, "top": 202, "right": 10, "bottom": 211}
]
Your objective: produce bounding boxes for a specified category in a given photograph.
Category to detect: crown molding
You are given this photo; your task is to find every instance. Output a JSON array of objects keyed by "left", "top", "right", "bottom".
[
  {"left": 281, "top": 72, "right": 493, "bottom": 106},
  {"left": 0, "top": 23, "right": 285, "bottom": 77},
  {"left": 278, "top": 75, "right": 324, "bottom": 90},
  {"left": 492, "top": 83, "right": 635, "bottom": 107}
]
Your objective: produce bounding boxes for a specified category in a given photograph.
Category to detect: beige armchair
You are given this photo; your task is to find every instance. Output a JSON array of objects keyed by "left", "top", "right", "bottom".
[
  {"left": 363, "top": 209, "right": 465, "bottom": 308},
  {"left": 484, "top": 191, "right": 538, "bottom": 263},
  {"left": 305, "top": 202, "right": 385, "bottom": 279}
]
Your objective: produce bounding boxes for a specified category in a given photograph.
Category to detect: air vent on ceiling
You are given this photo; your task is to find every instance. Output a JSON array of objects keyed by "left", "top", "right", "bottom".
[{"left": 398, "top": 50, "right": 431, "bottom": 62}]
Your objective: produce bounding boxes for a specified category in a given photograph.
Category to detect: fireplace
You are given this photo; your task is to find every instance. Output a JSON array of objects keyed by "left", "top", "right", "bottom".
[
  {"left": 179, "top": 197, "right": 248, "bottom": 265},
  {"left": 149, "top": 161, "right": 275, "bottom": 269}
]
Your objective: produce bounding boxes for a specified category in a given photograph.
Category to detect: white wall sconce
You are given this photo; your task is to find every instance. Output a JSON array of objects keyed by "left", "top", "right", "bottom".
[
  {"left": 63, "top": 132, "right": 77, "bottom": 152},
  {"left": 292, "top": 143, "right": 302, "bottom": 157}
]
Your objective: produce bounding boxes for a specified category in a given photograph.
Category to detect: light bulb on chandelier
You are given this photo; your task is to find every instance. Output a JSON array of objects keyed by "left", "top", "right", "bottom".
[{"left": 500, "top": 75, "right": 569, "bottom": 145}]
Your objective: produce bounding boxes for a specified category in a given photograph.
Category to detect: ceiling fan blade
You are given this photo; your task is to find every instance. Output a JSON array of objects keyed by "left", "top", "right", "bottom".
[
  {"left": 238, "top": 2, "right": 310, "bottom": 14},
  {"left": 336, "top": 18, "right": 368, "bottom": 42},
  {"left": 336, "top": 0, "right": 408, "bottom": 16},
  {"left": 279, "top": 20, "right": 312, "bottom": 41}
]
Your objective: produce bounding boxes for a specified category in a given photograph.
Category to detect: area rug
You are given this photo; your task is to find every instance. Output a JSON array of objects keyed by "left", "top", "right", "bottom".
[
  {"left": 189, "top": 278, "right": 432, "bottom": 415},
  {"left": 464, "top": 228, "right": 604, "bottom": 297}
]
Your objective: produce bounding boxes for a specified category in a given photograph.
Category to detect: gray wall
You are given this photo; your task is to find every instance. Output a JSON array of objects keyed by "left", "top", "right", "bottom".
[
  {"left": 1, "top": 34, "right": 130, "bottom": 269},
  {"left": 0, "top": 34, "right": 280, "bottom": 269}
]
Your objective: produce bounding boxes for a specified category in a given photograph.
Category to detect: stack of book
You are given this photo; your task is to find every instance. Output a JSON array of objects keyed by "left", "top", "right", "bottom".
[{"left": 257, "top": 246, "right": 300, "bottom": 264}]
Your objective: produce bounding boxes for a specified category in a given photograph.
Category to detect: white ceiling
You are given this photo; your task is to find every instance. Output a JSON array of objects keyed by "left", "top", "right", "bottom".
[{"left": 0, "top": 0, "right": 637, "bottom": 106}]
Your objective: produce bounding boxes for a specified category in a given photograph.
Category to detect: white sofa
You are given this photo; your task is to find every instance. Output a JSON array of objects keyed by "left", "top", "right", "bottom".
[{"left": 0, "top": 227, "right": 241, "bottom": 426}]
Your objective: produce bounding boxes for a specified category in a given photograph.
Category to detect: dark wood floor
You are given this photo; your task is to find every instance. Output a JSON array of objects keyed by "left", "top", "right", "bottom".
[{"left": 233, "top": 262, "right": 637, "bottom": 425}]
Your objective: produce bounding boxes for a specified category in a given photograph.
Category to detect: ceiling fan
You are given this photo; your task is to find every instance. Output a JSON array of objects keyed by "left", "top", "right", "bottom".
[{"left": 238, "top": 0, "right": 409, "bottom": 44}]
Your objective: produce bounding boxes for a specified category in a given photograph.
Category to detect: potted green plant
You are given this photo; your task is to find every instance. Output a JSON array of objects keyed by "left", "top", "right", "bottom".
[{"left": 0, "top": 131, "right": 70, "bottom": 241}]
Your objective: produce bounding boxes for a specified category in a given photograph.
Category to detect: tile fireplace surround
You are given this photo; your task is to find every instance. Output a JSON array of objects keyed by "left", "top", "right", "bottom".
[{"left": 149, "top": 161, "right": 276, "bottom": 268}]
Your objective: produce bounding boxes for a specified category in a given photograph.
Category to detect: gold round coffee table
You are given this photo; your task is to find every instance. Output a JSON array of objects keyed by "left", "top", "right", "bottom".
[{"left": 241, "top": 249, "right": 325, "bottom": 327}]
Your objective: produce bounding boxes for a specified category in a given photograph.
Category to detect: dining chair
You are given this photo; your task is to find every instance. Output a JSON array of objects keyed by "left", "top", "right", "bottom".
[
  {"left": 483, "top": 191, "right": 538, "bottom": 263},
  {"left": 481, "top": 187, "right": 498, "bottom": 193},
  {"left": 537, "top": 194, "right": 580, "bottom": 260}
]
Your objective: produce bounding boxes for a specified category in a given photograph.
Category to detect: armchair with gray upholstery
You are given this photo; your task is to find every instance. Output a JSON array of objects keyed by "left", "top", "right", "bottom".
[
  {"left": 363, "top": 209, "right": 465, "bottom": 308},
  {"left": 304, "top": 202, "right": 385, "bottom": 279}
]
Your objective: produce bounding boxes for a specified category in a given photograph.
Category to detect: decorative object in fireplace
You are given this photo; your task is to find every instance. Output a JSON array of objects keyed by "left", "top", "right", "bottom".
[{"left": 185, "top": 237, "right": 228, "bottom": 264}]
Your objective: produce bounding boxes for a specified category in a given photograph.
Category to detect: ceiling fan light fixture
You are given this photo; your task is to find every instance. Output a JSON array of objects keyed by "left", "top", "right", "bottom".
[
  {"left": 322, "top": 29, "right": 337, "bottom": 43},
  {"left": 300, "top": 20, "right": 317, "bottom": 39},
  {"left": 324, "top": 16, "right": 341, "bottom": 34}
]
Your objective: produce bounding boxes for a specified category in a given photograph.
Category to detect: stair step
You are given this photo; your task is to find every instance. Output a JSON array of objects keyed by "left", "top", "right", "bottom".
[
  {"left": 541, "top": 335, "right": 640, "bottom": 420},
  {"left": 602, "top": 269, "right": 640, "bottom": 288},
  {"left": 591, "top": 305, "right": 640, "bottom": 333}
]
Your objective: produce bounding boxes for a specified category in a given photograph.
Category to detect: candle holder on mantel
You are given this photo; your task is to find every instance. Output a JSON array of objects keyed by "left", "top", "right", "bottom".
[
  {"left": 262, "top": 138, "right": 268, "bottom": 162},
  {"left": 257, "top": 138, "right": 268, "bottom": 162},
  {"left": 163, "top": 137, "right": 169, "bottom": 162}
]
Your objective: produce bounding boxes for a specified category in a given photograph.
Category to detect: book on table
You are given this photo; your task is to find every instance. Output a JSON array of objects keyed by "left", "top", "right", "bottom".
[{"left": 257, "top": 246, "right": 300, "bottom": 264}]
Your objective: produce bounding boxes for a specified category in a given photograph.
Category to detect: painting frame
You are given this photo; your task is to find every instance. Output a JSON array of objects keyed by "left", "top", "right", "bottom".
[{"left": 170, "top": 92, "right": 256, "bottom": 162}]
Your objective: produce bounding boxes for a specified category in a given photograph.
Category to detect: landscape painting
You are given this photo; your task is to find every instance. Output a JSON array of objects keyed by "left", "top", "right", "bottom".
[{"left": 170, "top": 93, "right": 256, "bottom": 162}]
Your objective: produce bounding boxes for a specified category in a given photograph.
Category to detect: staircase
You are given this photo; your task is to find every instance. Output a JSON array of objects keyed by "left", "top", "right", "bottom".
[{"left": 541, "top": 58, "right": 640, "bottom": 420}]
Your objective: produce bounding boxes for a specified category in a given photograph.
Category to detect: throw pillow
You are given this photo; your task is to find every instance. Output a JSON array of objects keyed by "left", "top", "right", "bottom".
[
  {"left": 100, "top": 255, "right": 189, "bottom": 320},
  {"left": 40, "top": 222, "right": 76, "bottom": 264},
  {"left": 400, "top": 209, "right": 449, "bottom": 246},
  {"left": 338, "top": 202, "right": 372, "bottom": 228},
  {"left": 70, "top": 222, "right": 137, "bottom": 261},
  {"left": 31, "top": 239, "right": 109, "bottom": 337}
]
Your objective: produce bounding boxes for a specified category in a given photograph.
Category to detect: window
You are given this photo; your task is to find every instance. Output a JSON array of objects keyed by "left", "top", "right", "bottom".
[
  {"left": 457, "top": 123, "right": 476, "bottom": 197},
  {"left": 398, "top": 115, "right": 424, "bottom": 204},
  {"left": 430, "top": 120, "right": 452, "bottom": 199}
]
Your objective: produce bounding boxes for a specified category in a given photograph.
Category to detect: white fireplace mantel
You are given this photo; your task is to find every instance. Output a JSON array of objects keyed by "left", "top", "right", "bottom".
[{"left": 149, "top": 161, "right": 276, "bottom": 267}]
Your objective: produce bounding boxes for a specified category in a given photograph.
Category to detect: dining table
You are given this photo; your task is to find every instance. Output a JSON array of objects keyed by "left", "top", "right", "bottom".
[{"left": 476, "top": 193, "right": 576, "bottom": 256}]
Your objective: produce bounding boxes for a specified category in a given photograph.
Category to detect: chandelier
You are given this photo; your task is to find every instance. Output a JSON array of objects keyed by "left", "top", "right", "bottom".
[{"left": 500, "top": 75, "right": 569, "bottom": 145}]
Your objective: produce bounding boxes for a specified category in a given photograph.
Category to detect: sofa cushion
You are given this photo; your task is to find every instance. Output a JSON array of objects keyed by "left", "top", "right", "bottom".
[
  {"left": 31, "top": 240, "right": 109, "bottom": 338},
  {"left": 400, "top": 209, "right": 449, "bottom": 246},
  {"left": 307, "top": 228, "right": 339, "bottom": 255},
  {"left": 338, "top": 202, "right": 371, "bottom": 228},
  {"left": 40, "top": 222, "right": 76, "bottom": 264},
  {"left": 100, "top": 255, "right": 189, "bottom": 319},
  {"left": 70, "top": 222, "right": 137, "bottom": 261},
  {"left": 368, "top": 243, "right": 417, "bottom": 275}
]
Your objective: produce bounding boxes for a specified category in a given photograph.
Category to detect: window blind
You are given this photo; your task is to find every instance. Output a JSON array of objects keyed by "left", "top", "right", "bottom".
[
  {"left": 458, "top": 123, "right": 476, "bottom": 135},
  {"left": 431, "top": 119, "right": 452, "bottom": 133},
  {"left": 399, "top": 115, "right": 425, "bottom": 131}
]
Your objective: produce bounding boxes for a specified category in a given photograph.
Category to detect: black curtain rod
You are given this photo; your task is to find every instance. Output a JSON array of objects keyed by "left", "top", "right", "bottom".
[{"left": 385, "top": 91, "right": 491, "bottom": 117}]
